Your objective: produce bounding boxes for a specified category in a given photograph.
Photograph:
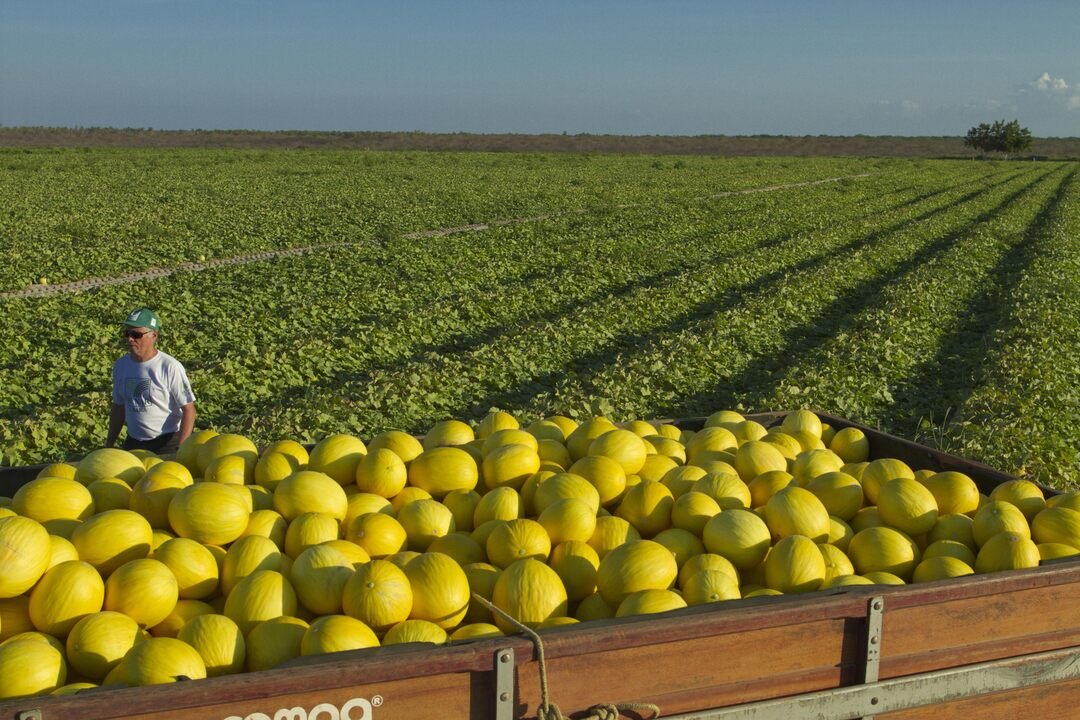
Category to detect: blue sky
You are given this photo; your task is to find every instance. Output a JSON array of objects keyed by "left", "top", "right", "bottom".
[{"left": 1, "top": 1, "right": 1078, "bottom": 136}]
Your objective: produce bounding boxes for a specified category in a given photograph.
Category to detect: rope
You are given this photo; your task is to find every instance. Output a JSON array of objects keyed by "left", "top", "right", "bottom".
[{"left": 471, "top": 593, "right": 661, "bottom": 720}]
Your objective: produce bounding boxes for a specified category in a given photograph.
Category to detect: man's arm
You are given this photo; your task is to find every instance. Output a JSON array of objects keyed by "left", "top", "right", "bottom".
[
  {"left": 105, "top": 403, "right": 126, "bottom": 447},
  {"left": 177, "top": 402, "right": 196, "bottom": 446}
]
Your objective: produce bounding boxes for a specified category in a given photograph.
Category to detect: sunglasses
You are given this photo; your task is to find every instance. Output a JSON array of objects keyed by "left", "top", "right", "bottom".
[{"left": 121, "top": 329, "right": 154, "bottom": 340}]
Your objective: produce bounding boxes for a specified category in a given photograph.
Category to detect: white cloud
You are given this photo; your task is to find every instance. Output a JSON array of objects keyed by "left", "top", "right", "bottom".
[
  {"left": 1031, "top": 72, "right": 1080, "bottom": 111},
  {"left": 1035, "top": 72, "right": 1069, "bottom": 92}
]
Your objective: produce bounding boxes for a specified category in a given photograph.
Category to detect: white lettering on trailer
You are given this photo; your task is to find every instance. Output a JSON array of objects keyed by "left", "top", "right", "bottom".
[{"left": 223, "top": 696, "right": 376, "bottom": 720}]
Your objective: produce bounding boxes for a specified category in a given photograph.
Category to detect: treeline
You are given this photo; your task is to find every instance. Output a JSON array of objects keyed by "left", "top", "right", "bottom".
[{"left": 2, "top": 126, "right": 1079, "bottom": 158}]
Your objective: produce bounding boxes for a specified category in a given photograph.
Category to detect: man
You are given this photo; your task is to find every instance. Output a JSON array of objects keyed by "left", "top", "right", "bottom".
[{"left": 105, "top": 307, "right": 196, "bottom": 455}]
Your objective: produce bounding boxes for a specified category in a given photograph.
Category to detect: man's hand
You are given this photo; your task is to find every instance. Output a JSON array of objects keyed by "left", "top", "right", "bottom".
[{"left": 177, "top": 403, "right": 197, "bottom": 446}]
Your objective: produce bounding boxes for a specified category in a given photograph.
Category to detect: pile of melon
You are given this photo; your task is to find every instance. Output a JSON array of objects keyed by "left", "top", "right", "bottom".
[{"left": 1, "top": 409, "right": 1078, "bottom": 700}]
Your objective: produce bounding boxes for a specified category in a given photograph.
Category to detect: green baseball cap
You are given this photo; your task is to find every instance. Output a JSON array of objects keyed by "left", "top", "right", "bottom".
[{"left": 123, "top": 307, "right": 161, "bottom": 331}]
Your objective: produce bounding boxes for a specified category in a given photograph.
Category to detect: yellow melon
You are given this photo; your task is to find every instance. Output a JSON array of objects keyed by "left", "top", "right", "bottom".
[
  {"left": 254, "top": 451, "right": 302, "bottom": 492},
  {"left": 104, "top": 558, "right": 178, "bottom": 628},
  {"left": 922, "top": 539, "right": 977, "bottom": 567},
  {"left": 616, "top": 589, "right": 687, "bottom": 617},
  {"left": 225, "top": 570, "right": 298, "bottom": 635},
  {"left": 679, "top": 567, "right": 741, "bottom": 605},
  {"left": 990, "top": 480, "right": 1046, "bottom": 521},
  {"left": 273, "top": 470, "right": 348, "bottom": 521},
  {"left": 122, "top": 636, "right": 206, "bottom": 685},
  {"left": 587, "top": 515, "right": 641, "bottom": 559},
  {"left": 481, "top": 444, "right": 541, "bottom": 491},
  {"left": 404, "top": 552, "right": 470, "bottom": 629},
  {"left": 921, "top": 472, "right": 980, "bottom": 516},
  {"left": 346, "top": 512, "right": 408, "bottom": 558},
  {"left": 450, "top": 623, "right": 503, "bottom": 641},
  {"left": 534, "top": 473, "right": 601, "bottom": 515},
  {"left": 0, "top": 516, "right": 51, "bottom": 597},
  {"left": 659, "top": 465, "right": 707, "bottom": 499},
  {"left": 528, "top": 419, "right": 569, "bottom": 443},
  {"left": 704, "top": 509, "right": 773, "bottom": 569},
  {"left": 791, "top": 449, "right": 844, "bottom": 486},
  {"left": 805, "top": 471, "right": 863, "bottom": 521},
  {"left": 747, "top": 470, "right": 796, "bottom": 508},
  {"left": 588, "top": 429, "right": 648, "bottom": 476},
  {"left": 65, "top": 611, "right": 141, "bottom": 681},
  {"left": 975, "top": 531, "right": 1041, "bottom": 573},
  {"left": 383, "top": 619, "right": 448, "bottom": 645},
  {"left": 860, "top": 458, "right": 915, "bottom": 505},
  {"left": 491, "top": 558, "right": 568, "bottom": 631},
  {"left": 150, "top": 539, "right": 218, "bottom": 601},
  {"left": 734, "top": 441, "right": 788, "bottom": 482},
  {"left": 877, "top": 477, "right": 939, "bottom": 536},
  {"left": 175, "top": 429, "right": 218, "bottom": 474},
  {"left": 764, "top": 486, "right": 830, "bottom": 542},
  {"left": 408, "top": 447, "right": 479, "bottom": 498},
  {"left": 428, "top": 532, "right": 486, "bottom": 566},
  {"left": 167, "top": 482, "right": 250, "bottom": 546},
  {"left": 670, "top": 491, "right": 722, "bottom": 535},
  {"left": 239, "top": 509, "right": 288, "bottom": 549},
  {"left": 300, "top": 613, "right": 380, "bottom": 656},
  {"left": 423, "top": 419, "right": 475, "bottom": 449},
  {"left": 13, "top": 477, "right": 95, "bottom": 525},
  {"left": 442, "top": 489, "right": 483, "bottom": 533},
  {"left": 829, "top": 427, "right": 870, "bottom": 463},
  {"left": 354, "top": 448, "right": 408, "bottom": 499},
  {"left": 86, "top": 477, "right": 133, "bottom": 514},
  {"left": 176, "top": 614, "right": 244, "bottom": 677},
  {"left": 596, "top": 539, "right": 677, "bottom": 607},
  {"left": 0, "top": 637, "right": 66, "bottom": 698},
  {"left": 478, "top": 410, "right": 520, "bottom": 439},
  {"left": 75, "top": 448, "right": 145, "bottom": 486},
  {"left": 28, "top": 560, "right": 104, "bottom": 637},
  {"left": 616, "top": 480, "right": 674, "bottom": 537},
  {"left": 486, "top": 518, "right": 551, "bottom": 568},
  {"left": 397, "top": 498, "right": 455, "bottom": 551},
  {"left": 972, "top": 501, "right": 1030, "bottom": 547},
  {"left": 928, "top": 513, "right": 977, "bottom": 551},
  {"left": 548, "top": 541, "right": 599, "bottom": 603},
  {"left": 780, "top": 410, "right": 822, "bottom": 438},
  {"left": 221, "top": 535, "right": 284, "bottom": 595},
  {"left": 196, "top": 433, "right": 258, "bottom": 480},
  {"left": 283, "top": 512, "right": 338, "bottom": 558},
  {"left": 565, "top": 418, "right": 618, "bottom": 462},
  {"left": 245, "top": 616, "right": 309, "bottom": 672},
  {"left": 290, "top": 545, "right": 353, "bottom": 616},
  {"left": 342, "top": 559, "right": 413, "bottom": 634},
  {"left": 913, "top": 556, "right": 974, "bottom": 583},
  {"left": 1032, "top": 506, "right": 1080, "bottom": 549},
  {"left": 569, "top": 455, "right": 628, "bottom": 507},
  {"left": 848, "top": 527, "right": 920, "bottom": 580},
  {"left": 365, "top": 430, "right": 423, "bottom": 464},
  {"left": 306, "top": 434, "right": 367, "bottom": 486},
  {"left": 764, "top": 535, "right": 825, "bottom": 593}
]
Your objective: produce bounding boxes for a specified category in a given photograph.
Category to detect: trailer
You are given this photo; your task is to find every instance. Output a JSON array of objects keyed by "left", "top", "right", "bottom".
[{"left": 2, "top": 412, "right": 1079, "bottom": 720}]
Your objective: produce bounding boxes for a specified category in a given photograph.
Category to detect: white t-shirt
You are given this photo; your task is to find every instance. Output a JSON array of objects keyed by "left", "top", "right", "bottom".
[{"left": 112, "top": 351, "right": 196, "bottom": 441}]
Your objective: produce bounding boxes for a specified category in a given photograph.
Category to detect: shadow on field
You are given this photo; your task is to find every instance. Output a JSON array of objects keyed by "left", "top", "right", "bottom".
[
  {"left": 211, "top": 175, "right": 939, "bottom": 429},
  {"left": 667, "top": 165, "right": 1065, "bottom": 421},
  {"left": 434, "top": 168, "right": 1045, "bottom": 424},
  {"left": 879, "top": 166, "right": 1078, "bottom": 432}
]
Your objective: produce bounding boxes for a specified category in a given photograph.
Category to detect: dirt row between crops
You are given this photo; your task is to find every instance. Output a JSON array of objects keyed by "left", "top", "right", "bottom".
[{"left": 2, "top": 173, "right": 871, "bottom": 299}]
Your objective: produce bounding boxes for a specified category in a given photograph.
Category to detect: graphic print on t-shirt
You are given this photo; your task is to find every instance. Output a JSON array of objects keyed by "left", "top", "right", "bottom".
[{"left": 125, "top": 378, "right": 155, "bottom": 412}]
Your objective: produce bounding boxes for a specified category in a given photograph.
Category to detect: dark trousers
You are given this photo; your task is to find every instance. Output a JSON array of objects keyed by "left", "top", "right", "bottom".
[{"left": 123, "top": 431, "right": 181, "bottom": 456}]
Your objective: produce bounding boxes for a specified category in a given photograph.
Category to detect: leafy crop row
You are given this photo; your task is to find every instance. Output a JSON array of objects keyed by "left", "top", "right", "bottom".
[{"left": 0, "top": 149, "right": 874, "bottom": 292}]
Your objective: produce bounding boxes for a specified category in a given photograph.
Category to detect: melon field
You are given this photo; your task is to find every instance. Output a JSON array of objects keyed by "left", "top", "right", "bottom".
[{"left": 0, "top": 148, "right": 1078, "bottom": 490}]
